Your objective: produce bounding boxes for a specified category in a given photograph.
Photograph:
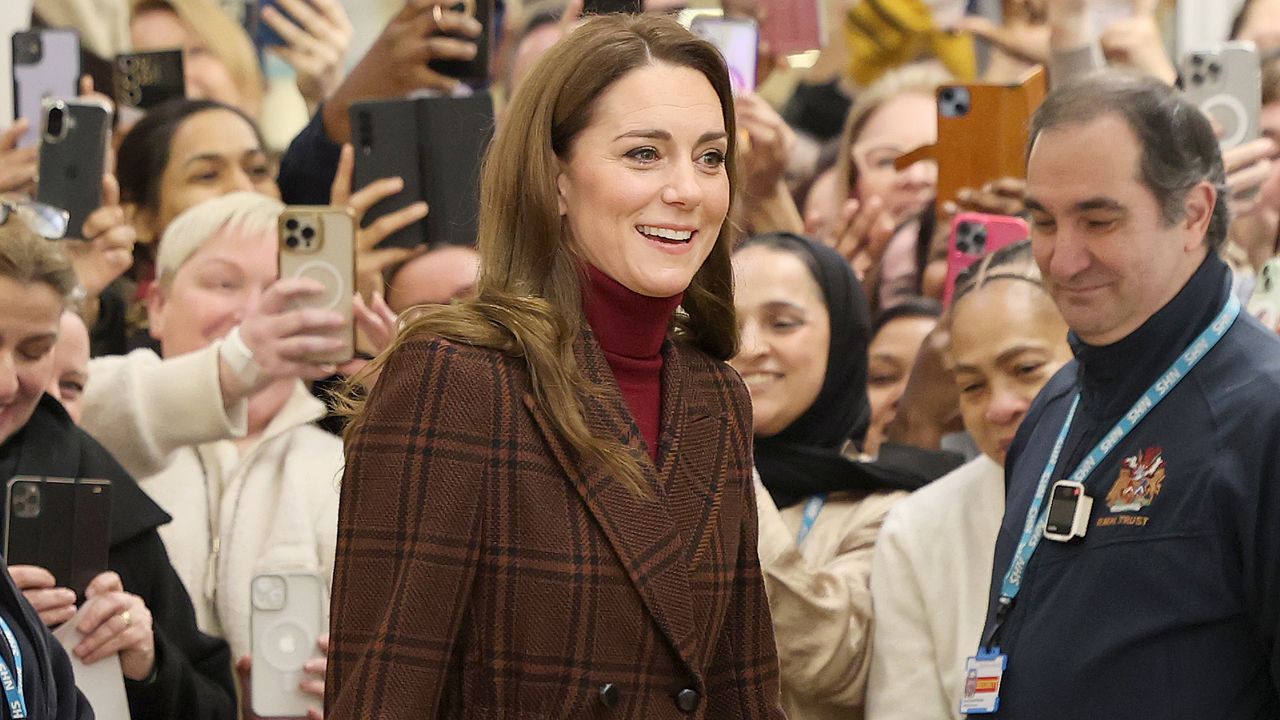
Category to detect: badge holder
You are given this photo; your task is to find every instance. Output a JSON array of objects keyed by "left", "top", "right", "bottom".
[
  {"left": 959, "top": 647, "right": 1007, "bottom": 714},
  {"left": 1043, "top": 480, "right": 1092, "bottom": 542}
]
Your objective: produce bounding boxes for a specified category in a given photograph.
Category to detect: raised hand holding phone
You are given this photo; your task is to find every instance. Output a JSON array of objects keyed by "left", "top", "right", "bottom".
[{"left": 259, "top": 0, "right": 354, "bottom": 111}]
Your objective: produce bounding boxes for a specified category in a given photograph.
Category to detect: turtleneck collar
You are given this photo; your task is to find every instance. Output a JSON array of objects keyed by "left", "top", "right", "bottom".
[
  {"left": 1070, "top": 252, "right": 1230, "bottom": 421},
  {"left": 581, "top": 264, "right": 683, "bottom": 359}
]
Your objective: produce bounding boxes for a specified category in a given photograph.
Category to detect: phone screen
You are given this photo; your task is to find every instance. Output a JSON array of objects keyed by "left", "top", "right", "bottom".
[{"left": 690, "top": 18, "right": 759, "bottom": 94}]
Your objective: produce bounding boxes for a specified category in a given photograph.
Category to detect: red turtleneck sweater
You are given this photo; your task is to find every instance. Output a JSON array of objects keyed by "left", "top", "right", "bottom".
[{"left": 581, "top": 265, "right": 683, "bottom": 461}]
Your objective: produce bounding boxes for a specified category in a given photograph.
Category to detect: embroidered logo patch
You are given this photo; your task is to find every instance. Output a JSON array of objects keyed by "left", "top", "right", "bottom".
[{"left": 1105, "top": 447, "right": 1165, "bottom": 513}]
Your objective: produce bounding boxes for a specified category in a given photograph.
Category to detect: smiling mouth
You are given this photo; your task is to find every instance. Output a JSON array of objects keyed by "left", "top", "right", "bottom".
[{"left": 637, "top": 225, "right": 694, "bottom": 244}]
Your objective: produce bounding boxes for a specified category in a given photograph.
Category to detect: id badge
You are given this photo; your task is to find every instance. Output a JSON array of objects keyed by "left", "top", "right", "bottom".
[{"left": 959, "top": 647, "right": 1007, "bottom": 715}]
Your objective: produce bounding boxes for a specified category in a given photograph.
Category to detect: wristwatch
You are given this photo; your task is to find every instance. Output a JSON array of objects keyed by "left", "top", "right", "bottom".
[{"left": 220, "top": 325, "right": 264, "bottom": 390}]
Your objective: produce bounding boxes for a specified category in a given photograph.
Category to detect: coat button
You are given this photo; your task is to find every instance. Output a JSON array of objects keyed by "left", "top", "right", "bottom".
[
  {"left": 675, "top": 688, "right": 700, "bottom": 713},
  {"left": 599, "top": 683, "right": 620, "bottom": 708}
]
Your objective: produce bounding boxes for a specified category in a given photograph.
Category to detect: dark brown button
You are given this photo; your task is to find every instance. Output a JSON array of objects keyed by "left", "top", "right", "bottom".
[
  {"left": 676, "top": 688, "right": 699, "bottom": 713},
  {"left": 599, "top": 683, "right": 620, "bottom": 708}
]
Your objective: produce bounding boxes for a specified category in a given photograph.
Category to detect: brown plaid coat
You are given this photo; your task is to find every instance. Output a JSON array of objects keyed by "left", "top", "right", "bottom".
[{"left": 325, "top": 331, "right": 787, "bottom": 719}]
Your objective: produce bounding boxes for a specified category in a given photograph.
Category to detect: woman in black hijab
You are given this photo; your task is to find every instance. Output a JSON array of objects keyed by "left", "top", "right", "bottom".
[{"left": 729, "top": 232, "right": 959, "bottom": 718}]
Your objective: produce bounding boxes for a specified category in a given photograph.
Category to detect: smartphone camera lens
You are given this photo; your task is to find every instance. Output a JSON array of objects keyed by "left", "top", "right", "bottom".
[
  {"left": 1191, "top": 54, "right": 1204, "bottom": 66},
  {"left": 941, "top": 88, "right": 955, "bottom": 102},
  {"left": 285, "top": 218, "right": 300, "bottom": 232},
  {"left": 301, "top": 226, "right": 316, "bottom": 240},
  {"left": 1191, "top": 73, "right": 1204, "bottom": 86},
  {"left": 1208, "top": 62, "right": 1221, "bottom": 76},
  {"left": 286, "top": 235, "right": 299, "bottom": 248},
  {"left": 45, "top": 106, "right": 65, "bottom": 142}
]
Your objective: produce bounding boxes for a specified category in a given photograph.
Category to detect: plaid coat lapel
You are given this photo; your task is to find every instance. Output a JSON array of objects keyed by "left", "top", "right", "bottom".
[{"left": 522, "top": 330, "right": 702, "bottom": 674}]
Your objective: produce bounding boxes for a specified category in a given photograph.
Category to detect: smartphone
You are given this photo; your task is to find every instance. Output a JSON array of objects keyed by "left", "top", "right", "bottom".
[
  {"left": 254, "top": 0, "right": 290, "bottom": 48},
  {"left": 1180, "top": 42, "right": 1261, "bottom": 151},
  {"left": 4, "top": 477, "right": 112, "bottom": 598},
  {"left": 583, "top": 0, "right": 641, "bottom": 14},
  {"left": 897, "top": 66, "right": 1047, "bottom": 215},
  {"left": 278, "top": 206, "right": 356, "bottom": 363},
  {"left": 429, "top": 0, "right": 495, "bottom": 84},
  {"left": 690, "top": 16, "right": 759, "bottom": 95},
  {"left": 350, "top": 98, "right": 426, "bottom": 249},
  {"left": 1248, "top": 257, "right": 1280, "bottom": 332},
  {"left": 11, "top": 29, "right": 81, "bottom": 149},
  {"left": 417, "top": 92, "right": 495, "bottom": 248},
  {"left": 113, "top": 49, "right": 185, "bottom": 111},
  {"left": 759, "top": 0, "right": 823, "bottom": 56},
  {"left": 36, "top": 98, "right": 111, "bottom": 239},
  {"left": 249, "top": 572, "right": 324, "bottom": 718},
  {"left": 943, "top": 212, "right": 1029, "bottom": 307}
]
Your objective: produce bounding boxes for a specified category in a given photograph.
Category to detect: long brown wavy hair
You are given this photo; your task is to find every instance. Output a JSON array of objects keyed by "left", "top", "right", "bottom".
[{"left": 343, "top": 14, "right": 740, "bottom": 493}]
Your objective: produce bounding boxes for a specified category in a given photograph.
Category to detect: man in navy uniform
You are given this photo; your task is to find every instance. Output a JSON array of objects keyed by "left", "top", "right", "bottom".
[{"left": 972, "top": 71, "right": 1280, "bottom": 718}]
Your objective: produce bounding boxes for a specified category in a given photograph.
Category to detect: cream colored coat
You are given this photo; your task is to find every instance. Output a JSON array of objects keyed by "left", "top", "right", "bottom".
[
  {"left": 756, "top": 478, "right": 907, "bottom": 720},
  {"left": 865, "top": 454, "right": 1004, "bottom": 720},
  {"left": 82, "top": 344, "right": 342, "bottom": 662}
]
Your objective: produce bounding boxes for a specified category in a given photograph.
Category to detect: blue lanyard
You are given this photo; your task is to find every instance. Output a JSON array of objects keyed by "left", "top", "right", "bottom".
[
  {"left": 997, "top": 294, "right": 1240, "bottom": 613},
  {"left": 0, "top": 616, "right": 26, "bottom": 719},
  {"left": 796, "top": 494, "right": 826, "bottom": 546}
]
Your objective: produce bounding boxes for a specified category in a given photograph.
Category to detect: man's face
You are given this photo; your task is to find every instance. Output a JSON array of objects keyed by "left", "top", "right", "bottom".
[{"left": 1024, "top": 113, "right": 1212, "bottom": 345}]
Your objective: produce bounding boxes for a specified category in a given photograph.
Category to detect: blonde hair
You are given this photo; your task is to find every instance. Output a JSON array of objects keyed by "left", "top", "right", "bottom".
[
  {"left": 836, "top": 64, "right": 952, "bottom": 197},
  {"left": 0, "top": 222, "right": 78, "bottom": 304},
  {"left": 156, "top": 191, "right": 283, "bottom": 286},
  {"left": 343, "top": 14, "right": 739, "bottom": 494},
  {"left": 131, "top": 0, "right": 265, "bottom": 118}
]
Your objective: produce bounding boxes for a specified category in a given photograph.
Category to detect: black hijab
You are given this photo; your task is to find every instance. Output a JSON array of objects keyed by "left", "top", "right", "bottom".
[{"left": 746, "top": 233, "right": 950, "bottom": 508}]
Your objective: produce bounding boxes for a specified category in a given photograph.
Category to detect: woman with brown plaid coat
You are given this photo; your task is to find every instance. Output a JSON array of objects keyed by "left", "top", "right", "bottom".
[{"left": 325, "top": 14, "right": 788, "bottom": 720}]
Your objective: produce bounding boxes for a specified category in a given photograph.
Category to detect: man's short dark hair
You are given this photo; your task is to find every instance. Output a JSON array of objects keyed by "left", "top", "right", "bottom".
[{"left": 1027, "top": 71, "right": 1229, "bottom": 252}]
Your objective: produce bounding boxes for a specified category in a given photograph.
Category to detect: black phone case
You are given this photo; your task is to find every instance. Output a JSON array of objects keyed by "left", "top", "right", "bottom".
[
  {"left": 113, "top": 49, "right": 186, "bottom": 110},
  {"left": 428, "top": 0, "right": 495, "bottom": 84},
  {"left": 350, "top": 98, "right": 428, "bottom": 249},
  {"left": 36, "top": 100, "right": 111, "bottom": 237},
  {"left": 5, "top": 478, "right": 112, "bottom": 598},
  {"left": 416, "top": 92, "right": 495, "bottom": 248}
]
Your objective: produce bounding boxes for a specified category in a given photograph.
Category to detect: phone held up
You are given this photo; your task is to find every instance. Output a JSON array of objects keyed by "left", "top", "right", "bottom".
[
  {"left": 113, "top": 49, "right": 185, "bottom": 112},
  {"left": 11, "top": 28, "right": 81, "bottom": 149},
  {"left": 249, "top": 571, "right": 325, "bottom": 718},
  {"left": 429, "top": 0, "right": 496, "bottom": 85},
  {"left": 5, "top": 477, "right": 113, "bottom": 598},
  {"left": 1179, "top": 42, "right": 1261, "bottom": 152},
  {"left": 36, "top": 98, "right": 112, "bottom": 239},
  {"left": 689, "top": 15, "right": 759, "bottom": 95},
  {"left": 942, "top": 211, "right": 1029, "bottom": 308},
  {"left": 277, "top": 206, "right": 357, "bottom": 364}
]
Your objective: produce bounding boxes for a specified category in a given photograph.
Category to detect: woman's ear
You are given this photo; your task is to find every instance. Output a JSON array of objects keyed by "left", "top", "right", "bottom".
[
  {"left": 146, "top": 281, "right": 168, "bottom": 342},
  {"left": 555, "top": 166, "right": 569, "bottom": 217}
]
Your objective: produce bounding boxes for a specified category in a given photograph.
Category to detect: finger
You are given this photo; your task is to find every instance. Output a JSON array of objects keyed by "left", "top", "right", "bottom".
[
  {"left": 76, "top": 592, "right": 129, "bottom": 636},
  {"left": 983, "top": 176, "right": 1028, "bottom": 200},
  {"left": 308, "top": 707, "right": 324, "bottom": 720},
  {"left": 263, "top": 5, "right": 312, "bottom": 49},
  {"left": 359, "top": 202, "right": 428, "bottom": 250},
  {"left": 1223, "top": 137, "right": 1280, "bottom": 173},
  {"left": 371, "top": 290, "right": 397, "bottom": 326},
  {"left": 38, "top": 605, "right": 77, "bottom": 628},
  {"left": 80, "top": 75, "right": 94, "bottom": 96},
  {"left": 309, "top": 0, "right": 354, "bottom": 34},
  {"left": 0, "top": 120, "right": 28, "bottom": 151},
  {"left": 330, "top": 144, "right": 356, "bottom": 207},
  {"left": 258, "top": 277, "right": 329, "bottom": 314},
  {"left": 10, "top": 565, "right": 57, "bottom": 590},
  {"left": 23, "top": 587, "right": 77, "bottom": 615},
  {"left": 236, "top": 655, "right": 253, "bottom": 677},
  {"left": 557, "top": 0, "right": 583, "bottom": 33},
  {"left": 85, "top": 571, "right": 124, "bottom": 598},
  {"left": 272, "top": 335, "right": 349, "bottom": 362},
  {"left": 425, "top": 36, "right": 480, "bottom": 63},
  {"left": 300, "top": 676, "right": 325, "bottom": 697},
  {"left": 83, "top": 623, "right": 150, "bottom": 664},
  {"left": 360, "top": 246, "right": 421, "bottom": 277},
  {"left": 267, "top": 307, "right": 348, "bottom": 340},
  {"left": 434, "top": 7, "right": 483, "bottom": 38},
  {"left": 348, "top": 176, "right": 406, "bottom": 222}
]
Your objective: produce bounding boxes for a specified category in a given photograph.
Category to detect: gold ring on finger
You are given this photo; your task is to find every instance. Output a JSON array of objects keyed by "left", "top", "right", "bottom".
[{"left": 120, "top": 610, "right": 132, "bottom": 628}]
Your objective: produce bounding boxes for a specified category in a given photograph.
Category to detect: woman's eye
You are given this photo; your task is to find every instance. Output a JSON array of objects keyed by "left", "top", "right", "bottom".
[
  {"left": 627, "top": 147, "right": 659, "bottom": 163},
  {"left": 59, "top": 380, "right": 84, "bottom": 399},
  {"left": 1016, "top": 362, "right": 1044, "bottom": 377},
  {"left": 958, "top": 380, "right": 985, "bottom": 395},
  {"left": 1085, "top": 218, "right": 1118, "bottom": 232},
  {"left": 700, "top": 149, "right": 726, "bottom": 168},
  {"left": 17, "top": 344, "right": 52, "bottom": 362},
  {"left": 1030, "top": 217, "right": 1055, "bottom": 232},
  {"left": 249, "top": 163, "right": 272, "bottom": 179},
  {"left": 868, "top": 373, "right": 899, "bottom": 387}
]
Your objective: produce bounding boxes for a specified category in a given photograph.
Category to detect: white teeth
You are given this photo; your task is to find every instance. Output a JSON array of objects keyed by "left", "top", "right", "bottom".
[
  {"left": 638, "top": 225, "right": 693, "bottom": 242},
  {"left": 742, "top": 373, "right": 778, "bottom": 385}
]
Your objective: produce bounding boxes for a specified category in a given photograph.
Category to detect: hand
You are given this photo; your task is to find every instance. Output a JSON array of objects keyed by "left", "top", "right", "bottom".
[
  {"left": 827, "top": 196, "right": 896, "bottom": 280},
  {"left": 329, "top": 144, "right": 429, "bottom": 299},
  {"left": 321, "top": 0, "right": 482, "bottom": 143},
  {"left": 66, "top": 175, "right": 137, "bottom": 298},
  {"left": 946, "top": 176, "right": 1028, "bottom": 219},
  {"left": 1100, "top": 0, "right": 1176, "bottom": 85},
  {"left": 263, "top": 0, "right": 354, "bottom": 112},
  {"left": 956, "top": 0, "right": 1050, "bottom": 66},
  {"left": 735, "top": 93, "right": 796, "bottom": 202},
  {"left": 9, "top": 565, "right": 76, "bottom": 627},
  {"left": 353, "top": 290, "right": 398, "bottom": 356},
  {"left": 236, "top": 634, "right": 328, "bottom": 720},
  {"left": 74, "top": 572, "right": 155, "bottom": 682},
  {"left": 231, "top": 279, "right": 350, "bottom": 394},
  {"left": 886, "top": 324, "right": 963, "bottom": 449},
  {"left": 1223, "top": 137, "right": 1279, "bottom": 219},
  {"left": 0, "top": 121, "right": 38, "bottom": 195}
]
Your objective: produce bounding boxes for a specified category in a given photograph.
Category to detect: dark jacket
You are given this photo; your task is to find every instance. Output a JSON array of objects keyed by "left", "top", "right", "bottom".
[
  {"left": 278, "top": 109, "right": 342, "bottom": 205},
  {"left": 981, "top": 255, "right": 1280, "bottom": 718},
  {"left": 327, "top": 332, "right": 786, "bottom": 718},
  {"left": 0, "top": 395, "right": 237, "bottom": 720},
  {"left": 0, "top": 552, "right": 92, "bottom": 719}
]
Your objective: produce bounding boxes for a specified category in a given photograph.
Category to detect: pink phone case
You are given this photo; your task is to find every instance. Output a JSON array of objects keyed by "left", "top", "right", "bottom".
[{"left": 943, "top": 212, "right": 1029, "bottom": 307}]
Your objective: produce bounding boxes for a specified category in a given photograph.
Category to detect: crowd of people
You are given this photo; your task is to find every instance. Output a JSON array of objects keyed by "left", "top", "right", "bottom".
[{"left": 3, "top": 0, "right": 1280, "bottom": 718}]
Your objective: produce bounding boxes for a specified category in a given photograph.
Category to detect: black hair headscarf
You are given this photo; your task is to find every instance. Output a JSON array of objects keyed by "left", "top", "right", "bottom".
[{"left": 748, "top": 233, "right": 940, "bottom": 509}]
